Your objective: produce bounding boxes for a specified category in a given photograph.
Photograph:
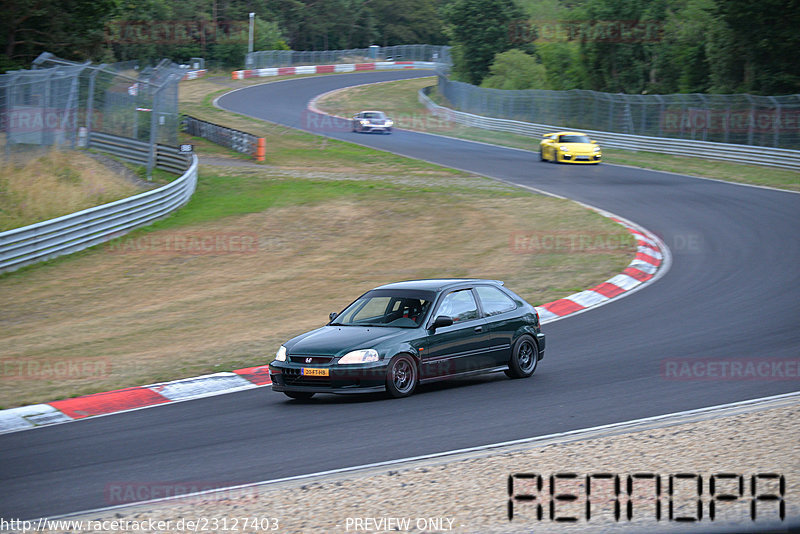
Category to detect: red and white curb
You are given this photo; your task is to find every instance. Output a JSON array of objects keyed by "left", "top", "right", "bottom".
[
  {"left": 231, "top": 61, "right": 436, "bottom": 80},
  {"left": 181, "top": 69, "right": 207, "bottom": 81},
  {"left": 0, "top": 215, "right": 667, "bottom": 435},
  {"left": 535, "top": 211, "right": 669, "bottom": 324},
  {"left": 0, "top": 368, "right": 272, "bottom": 435}
]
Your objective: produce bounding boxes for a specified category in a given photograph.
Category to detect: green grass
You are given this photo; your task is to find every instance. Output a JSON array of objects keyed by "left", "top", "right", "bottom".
[{"left": 147, "top": 175, "right": 404, "bottom": 230}]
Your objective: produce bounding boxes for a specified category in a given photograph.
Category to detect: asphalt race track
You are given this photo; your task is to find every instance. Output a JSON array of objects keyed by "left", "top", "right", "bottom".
[{"left": 1, "top": 71, "right": 798, "bottom": 520}]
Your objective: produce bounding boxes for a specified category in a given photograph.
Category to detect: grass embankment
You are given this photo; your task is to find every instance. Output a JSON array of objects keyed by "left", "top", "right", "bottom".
[
  {"left": 0, "top": 74, "right": 635, "bottom": 408},
  {"left": 315, "top": 76, "right": 800, "bottom": 192},
  {"left": 0, "top": 150, "right": 142, "bottom": 231}
]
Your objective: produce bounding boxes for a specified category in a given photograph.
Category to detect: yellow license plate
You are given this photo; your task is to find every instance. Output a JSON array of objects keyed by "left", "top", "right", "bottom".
[{"left": 302, "top": 367, "right": 329, "bottom": 377}]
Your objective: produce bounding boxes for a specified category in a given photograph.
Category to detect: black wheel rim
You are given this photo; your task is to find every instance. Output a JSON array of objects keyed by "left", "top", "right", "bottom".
[
  {"left": 518, "top": 341, "right": 535, "bottom": 372},
  {"left": 392, "top": 359, "right": 414, "bottom": 393}
]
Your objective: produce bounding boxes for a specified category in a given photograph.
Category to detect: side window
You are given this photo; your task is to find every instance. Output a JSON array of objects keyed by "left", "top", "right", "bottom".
[
  {"left": 436, "top": 289, "right": 479, "bottom": 322},
  {"left": 475, "top": 286, "right": 517, "bottom": 316}
]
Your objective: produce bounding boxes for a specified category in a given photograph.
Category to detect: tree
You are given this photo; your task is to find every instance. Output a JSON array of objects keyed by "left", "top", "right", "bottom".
[
  {"left": 1, "top": 0, "right": 120, "bottom": 69},
  {"left": 714, "top": 0, "right": 800, "bottom": 94},
  {"left": 211, "top": 18, "right": 288, "bottom": 67},
  {"left": 481, "top": 49, "right": 548, "bottom": 89},
  {"left": 443, "top": 0, "right": 529, "bottom": 85},
  {"left": 569, "top": 0, "right": 671, "bottom": 93},
  {"left": 372, "top": 0, "right": 447, "bottom": 47}
]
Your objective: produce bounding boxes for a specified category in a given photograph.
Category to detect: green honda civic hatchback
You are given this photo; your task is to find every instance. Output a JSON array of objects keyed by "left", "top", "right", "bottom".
[{"left": 269, "top": 279, "right": 546, "bottom": 399}]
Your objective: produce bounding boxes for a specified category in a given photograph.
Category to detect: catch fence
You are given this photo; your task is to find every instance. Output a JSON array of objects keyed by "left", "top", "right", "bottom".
[
  {"left": 246, "top": 45, "right": 450, "bottom": 69},
  {"left": 436, "top": 68, "right": 800, "bottom": 150},
  {"left": 1, "top": 53, "right": 187, "bottom": 174}
]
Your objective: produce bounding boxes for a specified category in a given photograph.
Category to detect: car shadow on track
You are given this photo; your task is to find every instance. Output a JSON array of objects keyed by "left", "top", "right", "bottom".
[{"left": 272, "top": 372, "right": 514, "bottom": 405}]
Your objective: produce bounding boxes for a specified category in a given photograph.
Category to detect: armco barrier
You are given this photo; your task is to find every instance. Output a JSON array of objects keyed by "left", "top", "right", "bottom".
[
  {"left": 88, "top": 131, "right": 191, "bottom": 174},
  {"left": 182, "top": 115, "right": 261, "bottom": 158},
  {"left": 232, "top": 61, "right": 437, "bottom": 80},
  {"left": 0, "top": 155, "right": 198, "bottom": 274},
  {"left": 419, "top": 87, "right": 800, "bottom": 171}
]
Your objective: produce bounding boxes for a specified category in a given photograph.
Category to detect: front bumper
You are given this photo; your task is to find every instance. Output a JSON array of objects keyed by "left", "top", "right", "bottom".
[
  {"left": 269, "top": 360, "right": 389, "bottom": 394},
  {"left": 355, "top": 121, "right": 392, "bottom": 133},
  {"left": 560, "top": 152, "right": 601, "bottom": 163}
]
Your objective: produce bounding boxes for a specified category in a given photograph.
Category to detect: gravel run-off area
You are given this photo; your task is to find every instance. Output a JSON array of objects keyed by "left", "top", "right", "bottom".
[{"left": 44, "top": 393, "right": 799, "bottom": 534}]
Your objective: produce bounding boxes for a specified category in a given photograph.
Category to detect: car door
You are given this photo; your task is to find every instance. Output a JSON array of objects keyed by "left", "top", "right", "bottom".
[
  {"left": 474, "top": 285, "right": 522, "bottom": 367},
  {"left": 420, "top": 288, "right": 491, "bottom": 379}
]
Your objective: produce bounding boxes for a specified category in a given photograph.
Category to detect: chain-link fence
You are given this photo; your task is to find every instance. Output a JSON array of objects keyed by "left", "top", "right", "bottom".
[
  {"left": 246, "top": 44, "right": 450, "bottom": 69},
  {"left": 436, "top": 68, "right": 800, "bottom": 150},
  {"left": 1, "top": 52, "right": 184, "bottom": 154}
]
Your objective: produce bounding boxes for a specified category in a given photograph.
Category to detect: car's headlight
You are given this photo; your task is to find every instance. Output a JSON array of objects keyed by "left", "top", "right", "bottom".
[
  {"left": 339, "top": 349, "right": 379, "bottom": 364},
  {"left": 560, "top": 146, "right": 569, "bottom": 152},
  {"left": 594, "top": 145, "right": 601, "bottom": 152},
  {"left": 275, "top": 345, "right": 287, "bottom": 362},
  {"left": 385, "top": 120, "right": 393, "bottom": 126},
  {"left": 359, "top": 119, "right": 369, "bottom": 125}
]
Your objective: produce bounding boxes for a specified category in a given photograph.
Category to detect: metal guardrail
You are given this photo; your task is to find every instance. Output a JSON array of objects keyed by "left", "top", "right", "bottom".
[
  {"left": 419, "top": 87, "right": 800, "bottom": 171},
  {"left": 87, "top": 131, "right": 191, "bottom": 174},
  {"left": 182, "top": 115, "right": 259, "bottom": 156},
  {"left": 0, "top": 155, "right": 198, "bottom": 273},
  {"left": 246, "top": 45, "right": 450, "bottom": 69}
]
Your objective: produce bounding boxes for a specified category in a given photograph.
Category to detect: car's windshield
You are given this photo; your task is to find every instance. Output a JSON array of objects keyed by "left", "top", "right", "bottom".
[
  {"left": 363, "top": 112, "right": 385, "bottom": 119},
  {"left": 559, "top": 134, "right": 592, "bottom": 144},
  {"left": 331, "top": 289, "right": 434, "bottom": 328}
]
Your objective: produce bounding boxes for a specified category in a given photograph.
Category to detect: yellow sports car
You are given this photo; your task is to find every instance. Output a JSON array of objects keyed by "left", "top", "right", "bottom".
[{"left": 540, "top": 132, "right": 602, "bottom": 164}]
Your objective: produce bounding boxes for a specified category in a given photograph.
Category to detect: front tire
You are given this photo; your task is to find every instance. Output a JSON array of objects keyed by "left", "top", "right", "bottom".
[
  {"left": 505, "top": 335, "right": 538, "bottom": 379},
  {"left": 385, "top": 354, "right": 417, "bottom": 398},
  {"left": 284, "top": 391, "right": 315, "bottom": 400},
  {"left": 539, "top": 150, "right": 545, "bottom": 161}
]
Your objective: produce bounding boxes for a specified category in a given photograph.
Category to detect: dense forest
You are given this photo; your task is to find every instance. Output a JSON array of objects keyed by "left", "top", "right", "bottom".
[{"left": 2, "top": 0, "right": 798, "bottom": 95}]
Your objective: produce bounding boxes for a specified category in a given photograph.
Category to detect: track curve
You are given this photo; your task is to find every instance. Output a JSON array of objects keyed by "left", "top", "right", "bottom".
[{"left": 1, "top": 71, "right": 798, "bottom": 520}]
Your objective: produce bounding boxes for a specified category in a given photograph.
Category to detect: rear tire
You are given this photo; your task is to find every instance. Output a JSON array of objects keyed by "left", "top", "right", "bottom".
[
  {"left": 385, "top": 354, "right": 417, "bottom": 398},
  {"left": 505, "top": 335, "right": 538, "bottom": 379},
  {"left": 284, "top": 391, "right": 315, "bottom": 400}
]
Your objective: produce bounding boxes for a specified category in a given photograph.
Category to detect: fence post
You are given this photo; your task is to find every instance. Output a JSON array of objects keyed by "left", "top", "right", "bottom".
[
  {"left": 769, "top": 96, "right": 780, "bottom": 147},
  {"left": 147, "top": 83, "right": 164, "bottom": 180},
  {"left": 85, "top": 65, "right": 103, "bottom": 148}
]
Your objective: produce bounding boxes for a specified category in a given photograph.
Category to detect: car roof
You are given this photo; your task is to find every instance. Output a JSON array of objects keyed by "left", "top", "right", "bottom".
[
  {"left": 549, "top": 131, "right": 588, "bottom": 136},
  {"left": 359, "top": 110, "right": 385, "bottom": 114},
  {"left": 373, "top": 279, "right": 504, "bottom": 292}
]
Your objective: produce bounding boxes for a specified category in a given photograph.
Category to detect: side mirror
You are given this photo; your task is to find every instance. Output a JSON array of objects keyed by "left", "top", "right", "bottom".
[
  {"left": 430, "top": 315, "right": 453, "bottom": 331},
  {"left": 329, "top": 312, "right": 338, "bottom": 321},
  {"left": 591, "top": 140, "right": 598, "bottom": 144}
]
